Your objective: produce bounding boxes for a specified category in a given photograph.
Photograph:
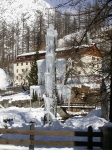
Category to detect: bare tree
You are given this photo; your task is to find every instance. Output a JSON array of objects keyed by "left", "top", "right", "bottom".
[{"left": 54, "top": 0, "right": 112, "bottom": 120}]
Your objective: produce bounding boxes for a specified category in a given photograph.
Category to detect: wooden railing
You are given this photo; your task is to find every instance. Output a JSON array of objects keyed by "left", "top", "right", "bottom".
[
  {"left": 0, "top": 124, "right": 103, "bottom": 150},
  {"left": 58, "top": 102, "right": 96, "bottom": 108}
]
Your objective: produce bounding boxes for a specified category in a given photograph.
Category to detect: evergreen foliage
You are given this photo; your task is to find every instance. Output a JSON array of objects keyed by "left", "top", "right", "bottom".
[{"left": 27, "top": 47, "right": 39, "bottom": 86}]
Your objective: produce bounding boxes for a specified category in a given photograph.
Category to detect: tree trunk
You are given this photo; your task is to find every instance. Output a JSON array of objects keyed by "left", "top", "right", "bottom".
[
  {"left": 109, "top": 75, "right": 112, "bottom": 122},
  {"left": 109, "top": 39, "right": 112, "bottom": 122}
]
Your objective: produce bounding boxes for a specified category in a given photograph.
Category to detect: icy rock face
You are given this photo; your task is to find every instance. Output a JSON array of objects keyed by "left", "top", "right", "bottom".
[
  {"left": 56, "top": 58, "right": 66, "bottom": 84},
  {"left": 30, "top": 24, "right": 71, "bottom": 125},
  {"left": 56, "top": 85, "right": 71, "bottom": 105},
  {"left": 45, "top": 73, "right": 53, "bottom": 97},
  {"left": 46, "top": 54, "right": 55, "bottom": 74},
  {"left": 43, "top": 94, "right": 56, "bottom": 115},
  {"left": 43, "top": 24, "right": 58, "bottom": 119},
  {"left": 30, "top": 85, "right": 45, "bottom": 99},
  {"left": 37, "top": 60, "right": 46, "bottom": 85}
]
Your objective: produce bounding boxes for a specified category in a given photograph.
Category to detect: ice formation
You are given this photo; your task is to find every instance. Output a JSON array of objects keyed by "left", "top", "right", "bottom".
[
  {"left": 0, "top": 68, "right": 8, "bottom": 90},
  {"left": 30, "top": 24, "right": 71, "bottom": 124},
  {"left": 37, "top": 59, "right": 46, "bottom": 85},
  {"left": 30, "top": 85, "right": 45, "bottom": 99}
]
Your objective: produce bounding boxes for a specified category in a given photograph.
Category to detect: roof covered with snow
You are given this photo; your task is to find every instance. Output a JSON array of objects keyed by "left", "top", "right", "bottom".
[{"left": 77, "top": 44, "right": 102, "bottom": 57}]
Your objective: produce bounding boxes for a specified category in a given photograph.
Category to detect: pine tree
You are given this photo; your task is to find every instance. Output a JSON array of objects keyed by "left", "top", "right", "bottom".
[
  {"left": 27, "top": 47, "right": 39, "bottom": 86},
  {"left": 32, "top": 90, "right": 38, "bottom": 102}
]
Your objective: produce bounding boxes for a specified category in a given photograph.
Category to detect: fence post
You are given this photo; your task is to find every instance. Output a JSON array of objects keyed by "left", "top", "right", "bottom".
[
  {"left": 29, "top": 122, "right": 34, "bottom": 150},
  {"left": 100, "top": 126, "right": 112, "bottom": 150},
  {"left": 88, "top": 126, "right": 93, "bottom": 149}
]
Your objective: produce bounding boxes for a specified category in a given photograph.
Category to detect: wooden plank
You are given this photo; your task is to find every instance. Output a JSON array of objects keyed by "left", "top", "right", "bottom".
[
  {"left": 34, "top": 140, "right": 76, "bottom": 147},
  {"left": 0, "top": 128, "right": 75, "bottom": 137},
  {"left": 0, "top": 139, "right": 75, "bottom": 146},
  {"left": 93, "top": 142, "right": 102, "bottom": 147},
  {"left": 35, "top": 130, "right": 75, "bottom": 137},
  {"left": 0, "top": 128, "right": 32, "bottom": 135},
  {"left": 75, "top": 141, "right": 88, "bottom": 146},
  {"left": 0, "top": 138, "right": 102, "bottom": 147},
  {"left": 0, "top": 128, "right": 103, "bottom": 137},
  {"left": 92, "top": 132, "right": 103, "bottom": 137},
  {"left": 75, "top": 132, "right": 88, "bottom": 136},
  {"left": 0, "top": 139, "right": 31, "bottom": 145}
]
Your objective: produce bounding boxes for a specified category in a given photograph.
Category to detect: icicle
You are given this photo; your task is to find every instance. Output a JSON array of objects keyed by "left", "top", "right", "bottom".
[{"left": 36, "top": 60, "right": 46, "bottom": 85}]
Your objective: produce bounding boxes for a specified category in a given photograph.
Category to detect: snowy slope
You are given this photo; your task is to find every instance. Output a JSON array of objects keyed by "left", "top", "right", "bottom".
[{"left": 0, "top": 0, "right": 53, "bottom": 24}]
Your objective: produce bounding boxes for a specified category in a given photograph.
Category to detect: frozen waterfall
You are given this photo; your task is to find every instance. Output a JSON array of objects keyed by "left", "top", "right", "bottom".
[{"left": 30, "top": 24, "right": 71, "bottom": 125}]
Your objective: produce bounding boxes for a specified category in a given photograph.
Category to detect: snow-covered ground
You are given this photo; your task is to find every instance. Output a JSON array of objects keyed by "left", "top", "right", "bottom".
[
  {"left": 0, "top": 106, "right": 107, "bottom": 150},
  {"left": 0, "top": 76, "right": 111, "bottom": 150},
  {"left": 0, "top": 91, "right": 30, "bottom": 102},
  {"left": 0, "top": 91, "right": 110, "bottom": 150}
]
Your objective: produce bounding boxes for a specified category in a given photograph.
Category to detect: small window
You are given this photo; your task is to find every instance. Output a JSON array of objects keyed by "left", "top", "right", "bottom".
[
  {"left": 17, "top": 63, "right": 18, "bottom": 66},
  {"left": 17, "top": 69, "right": 18, "bottom": 73},
  {"left": 97, "top": 58, "right": 99, "bottom": 61},
  {"left": 21, "top": 62, "right": 23, "bottom": 66},
  {"left": 22, "top": 69, "right": 24, "bottom": 72},
  {"left": 16, "top": 76, "right": 18, "bottom": 79},
  {"left": 92, "top": 57, "right": 95, "bottom": 60},
  {"left": 72, "top": 63, "right": 75, "bottom": 67},
  {"left": 26, "top": 68, "right": 28, "bottom": 72},
  {"left": 26, "top": 62, "right": 28, "bottom": 65}
]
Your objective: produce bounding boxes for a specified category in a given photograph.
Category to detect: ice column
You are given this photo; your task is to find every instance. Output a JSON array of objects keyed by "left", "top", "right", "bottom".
[{"left": 44, "top": 24, "right": 58, "bottom": 120}]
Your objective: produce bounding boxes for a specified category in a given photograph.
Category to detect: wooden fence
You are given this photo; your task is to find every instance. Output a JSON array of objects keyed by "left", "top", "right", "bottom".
[{"left": 0, "top": 123, "right": 103, "bottom": 150}]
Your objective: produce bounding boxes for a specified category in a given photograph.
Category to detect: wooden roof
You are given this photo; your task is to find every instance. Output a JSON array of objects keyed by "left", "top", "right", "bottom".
[
  {"left": 14, "top": 44, "right": 102, "bottom": 63},
  {"left": 77, "top": 45, "right": 102, "bottom": 57}
]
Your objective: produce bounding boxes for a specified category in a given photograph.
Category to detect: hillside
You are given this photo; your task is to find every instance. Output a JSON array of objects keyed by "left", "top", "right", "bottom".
[{"left": 0, "top": 0, "right": 53, "bottom": 25}]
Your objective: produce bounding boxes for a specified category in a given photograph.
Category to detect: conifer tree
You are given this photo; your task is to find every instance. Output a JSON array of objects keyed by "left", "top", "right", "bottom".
[{"left": 27, "top": 47, "right": 39, "bottom": 86}]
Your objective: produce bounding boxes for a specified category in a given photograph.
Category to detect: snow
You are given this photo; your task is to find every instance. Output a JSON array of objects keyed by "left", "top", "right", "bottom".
[
  {"left": 0, "top": 101, "right": 107, "bottom": 150},
  {"left": 0, "top": 0, "right": 53, "bottom": 25},
  {"left": 65, "top": 109, "right": 107, "bottom": 131},
  {"left": 0, "top": 92, "right": 108, "bottom": 150},
  {"left": 0, "top": 91, "right": 30, "bottom": 102}
]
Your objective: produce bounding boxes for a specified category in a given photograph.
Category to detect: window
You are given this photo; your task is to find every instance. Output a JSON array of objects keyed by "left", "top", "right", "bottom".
[
  {"left": 92, "top": 57, "right": 95, "bottom": 60},
  {"left": 22, "top": 69, "right": 24, "bottom": 72},
  {"left": 16, "top": 76, "right": 18, "bottom": 80},
  {"left": 21, "top": 62, "right": 23, "bottom": 66},
  {"left": 97, "top": 58, "right": 99, "bottom": 61},
  {"left": 26, "top": 68, "right": 28, "bottom": 72},
  {"left": 72, "top": 63, "right": 75, "bottom": 67},
  {"left": 17, "top": 63, "right": 18, "bottom": 66},
  {"left": 26, "top": 62, "right": 28, "bottom": 65},
  {"left": 17, "top": 69, "right": 18, "bottom": 73}
]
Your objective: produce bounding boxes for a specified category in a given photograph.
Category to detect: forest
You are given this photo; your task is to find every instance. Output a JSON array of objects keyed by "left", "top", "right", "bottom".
[{"left": 0, "top": 0, "right": 111, "bottom": 73}]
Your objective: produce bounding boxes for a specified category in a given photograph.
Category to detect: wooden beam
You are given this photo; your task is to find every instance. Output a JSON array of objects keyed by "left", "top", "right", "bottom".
[{"left": 0, "top": 128, "right": 75, "bottom": 137}]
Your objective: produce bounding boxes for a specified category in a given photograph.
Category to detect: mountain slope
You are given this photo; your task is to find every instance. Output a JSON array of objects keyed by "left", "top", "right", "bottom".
[{"left": 0, "top": 0, "right": 53, "bottom": 24}]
